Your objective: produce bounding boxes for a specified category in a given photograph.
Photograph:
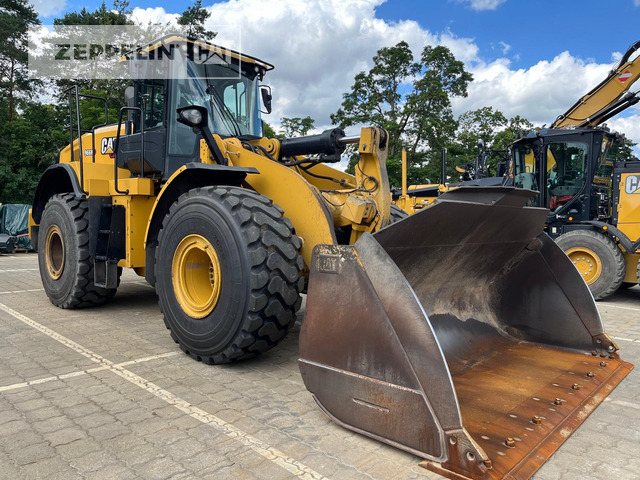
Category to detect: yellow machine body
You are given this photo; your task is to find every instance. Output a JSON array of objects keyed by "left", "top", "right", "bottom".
[{"left": 29, "top": 35, "right": 632, "bottom": 480}]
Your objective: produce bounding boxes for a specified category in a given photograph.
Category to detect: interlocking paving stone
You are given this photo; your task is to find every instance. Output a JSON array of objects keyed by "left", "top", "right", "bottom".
[{"left": 0, "top": 253, "right": 638, "bottom": 479}]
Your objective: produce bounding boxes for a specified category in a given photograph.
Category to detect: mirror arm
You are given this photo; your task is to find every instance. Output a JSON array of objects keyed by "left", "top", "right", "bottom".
[{"left": 200, "top": 125, "right": 228, "bottom": 166}]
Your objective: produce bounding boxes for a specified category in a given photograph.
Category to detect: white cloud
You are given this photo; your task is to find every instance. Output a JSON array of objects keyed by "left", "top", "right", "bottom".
[
  {"left": 128, "top": 0, "right": 640, "bottom": 152},
  {"left": 498, "top": 41, "right": 510, "bottom": 55},
  {"left": 201, "top": 0, "right": 484, "bottom": 131},
  {"left": 452, "top": 52, "right": 613, "bottom": 126},
  {"left": 635, "top": 0, "right": 640, "bottom": 7},
  {"left": 608, "top": 114, "right": 640, "bottom": 156},
  {"left": 456, "top": 0, "right": 508, "bottom": 11},
  {"left": 130, "top": 7, "right": 180, "bottom": 26},
  {"left": 31, "top": 0, "right": 66, "bottom": 17}
]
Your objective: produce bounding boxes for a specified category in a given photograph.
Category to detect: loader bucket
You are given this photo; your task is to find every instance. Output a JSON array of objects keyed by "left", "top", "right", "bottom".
[{"left": 298, "top": 187, "right": 633, "bottom": 480}]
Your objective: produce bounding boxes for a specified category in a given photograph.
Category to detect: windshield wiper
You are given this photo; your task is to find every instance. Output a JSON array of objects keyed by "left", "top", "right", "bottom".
[{"left": 206, "top": 85, "right": 242, "bottom": 137}]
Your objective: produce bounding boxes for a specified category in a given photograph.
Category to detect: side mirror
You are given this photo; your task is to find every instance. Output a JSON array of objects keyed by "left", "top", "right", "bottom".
[
  {"left": 260, "top": 85, "right": 272, "bottom": 114},
  {"left": 176, "top": 105, "right": 208, "bottom": 129}
]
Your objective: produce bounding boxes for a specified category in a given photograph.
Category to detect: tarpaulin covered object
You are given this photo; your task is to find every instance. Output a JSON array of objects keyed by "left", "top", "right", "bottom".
[{"left": 0, "top": 204, "right": 32, "bottom": 250}]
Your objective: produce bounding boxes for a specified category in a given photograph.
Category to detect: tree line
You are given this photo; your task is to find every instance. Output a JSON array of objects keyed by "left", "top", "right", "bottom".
[{"left": 0, "top": 0, "right": 635, "bottom": 203}]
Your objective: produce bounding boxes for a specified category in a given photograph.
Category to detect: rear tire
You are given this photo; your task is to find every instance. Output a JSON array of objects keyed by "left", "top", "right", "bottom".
[
  {"left": 555, "top": 230, "right": 625, "bottom": 300},
  {"left": 155, "top": 186, "right": 304, "bottom": 364},
  {"left": 38, "top": 193, "right": 119, "bottom": 308}
]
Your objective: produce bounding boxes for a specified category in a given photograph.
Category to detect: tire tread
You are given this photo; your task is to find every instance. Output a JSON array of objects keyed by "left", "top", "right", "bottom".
[
  {"left": 157, "top": 186, "right": 303, "bottom": 364},
  {"left": 40, "top": 193, "right": 119, "bottom": 309},
  {"left": 556, "top": 229, "right": 625, "bottom": 300}
]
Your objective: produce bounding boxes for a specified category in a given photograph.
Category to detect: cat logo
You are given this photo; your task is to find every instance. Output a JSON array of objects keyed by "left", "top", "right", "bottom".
[
  {"left": 624, "top": 175, "right": 640, "bottom": 194},
  {"left": 100, "top": 137, "right": 116, "bottom": 156}
]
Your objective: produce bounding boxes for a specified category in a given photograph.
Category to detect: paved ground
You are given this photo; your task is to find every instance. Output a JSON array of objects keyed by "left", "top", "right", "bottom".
[{"left": 0, "top": 252, "right": 638, "bottom": 480}]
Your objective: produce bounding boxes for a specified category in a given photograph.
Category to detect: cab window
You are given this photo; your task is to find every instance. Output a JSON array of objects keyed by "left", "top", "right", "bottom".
[
  {"left": 138, "top": 80, "right": 165, "bottom": 129},
  {"left": 546, "top": 142, "right": 588, "bottom": 211}
]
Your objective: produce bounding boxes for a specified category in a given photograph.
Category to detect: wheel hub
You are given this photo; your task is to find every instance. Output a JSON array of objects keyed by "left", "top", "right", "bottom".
[
  {"left": 566, "top": 247, "right": 602, "bottom": 284},
  {"left": 44, "top": 225, "right": 65, "bottom": 280},
  {"left": 172, "top": 234, "right": 222, "bottom": 318}
]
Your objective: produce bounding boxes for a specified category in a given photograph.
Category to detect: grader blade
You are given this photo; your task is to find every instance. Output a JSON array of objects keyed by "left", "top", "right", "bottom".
[{"left": 298, "top": 187, "right": 633, "bottom": 480}]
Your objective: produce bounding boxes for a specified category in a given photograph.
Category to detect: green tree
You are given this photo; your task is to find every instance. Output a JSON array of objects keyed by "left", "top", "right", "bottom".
[
  {"left": 456, "top": 107, "right": 507, "bottom": 157},
  {"left": 262, "top": 120, "right": 283, "bottom": 139},
  {"left": 331, "top": 41, "right": 472, "bottom": 186},
  {"left": 0, "top": 103, "right": 68, "bottom": 203},
  {"left": 452, "top": 108, "right": 535, "bottom": 177},
  {"left": 113, "top": 0, "right": 131, "bottom": 15},
  {"left": 177, "top": 0, "right": 216, "bottom": 41},
  {"left": 331, "top": 41, "right": 418, "bottom": 160},
  {"left": 280, "top": 116, "right": 315, "bottom": 137},
  {"left": 53, "top": 1, "right": 134, "bottom": 130},
  {"left": 406, "top": 45, "right": 473, "bottom": 181},
  {"left": 54, "top": 1, "right": 131, "bottom": 26},
  {"left": 607, "top": 136, "right": 637, "bottom": 163},
  {"left": 0, "top": 0, "right": 40, "bottom": 122},
  {"left": 493, "top": 115, "right": 535, "bottom": 150}
]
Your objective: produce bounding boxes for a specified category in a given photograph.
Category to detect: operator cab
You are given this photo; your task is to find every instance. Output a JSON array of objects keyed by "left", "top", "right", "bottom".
[
  {"left": 116, "top": 36, "right": 274, "bottom": 180},
  {"left": 511, "top": 128, "right": 616, "bottom": 228}
]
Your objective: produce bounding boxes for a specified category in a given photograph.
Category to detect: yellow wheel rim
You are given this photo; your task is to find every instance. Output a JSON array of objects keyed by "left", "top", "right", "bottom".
[
  {"left": 44, "top": 225, "right": 65, "bottom": 280},
  {"left": 566, "top": 247, "right": 602, "bottom": 284},
  {"left": 172, "top": 234, "right": 222, "bottom": 318}
]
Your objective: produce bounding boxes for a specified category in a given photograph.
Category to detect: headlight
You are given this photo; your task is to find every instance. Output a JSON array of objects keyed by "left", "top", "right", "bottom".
[
  {"left": 181, "top": 108, "right": 203, "bottom": 126},
  {"left": 176, "top": 105, "right": 208, "bottom": 128}
]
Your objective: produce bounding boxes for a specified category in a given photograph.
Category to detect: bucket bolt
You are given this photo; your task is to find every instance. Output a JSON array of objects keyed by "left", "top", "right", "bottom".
[
  {"left": 531, "top": 415, "right": 542, "bottom": 425},
  {"left": 571, "top": 383, "right": 581, "bottom": 390},
  {"left": 504, "top": 438, "right": 516, "bottom": 448},
  {"left": 554, "top": 398, "right": 565, "bottom": 406},
  {"left": 600, "top": 361, "right": 607, "bottom": 367},
  {"left": 586, "top": 371, "right": 594, "bottom": 378}
]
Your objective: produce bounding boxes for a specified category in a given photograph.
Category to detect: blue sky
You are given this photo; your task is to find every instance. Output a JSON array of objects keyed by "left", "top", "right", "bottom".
[
  {"left": 32, "top": 0, "right": 640, "bottom": 146},
  {"left": 39, "top": 0, "right": 640, "bottom": 67},
  {"left": 377, "top": 1, "right": 640, "bottom": 67}
]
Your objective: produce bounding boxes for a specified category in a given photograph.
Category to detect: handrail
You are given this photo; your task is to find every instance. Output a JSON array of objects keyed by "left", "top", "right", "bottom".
[
  {"left": 64, "top": 87, "right": 109, "bottom": 192},
  {"left": 114, "top": 106, "right": 145, "bottom": 195}
]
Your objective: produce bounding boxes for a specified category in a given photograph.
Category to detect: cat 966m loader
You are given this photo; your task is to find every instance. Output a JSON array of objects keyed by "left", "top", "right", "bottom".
[{"left": 29, "top": 36, "right": 632, "bottom": 479}]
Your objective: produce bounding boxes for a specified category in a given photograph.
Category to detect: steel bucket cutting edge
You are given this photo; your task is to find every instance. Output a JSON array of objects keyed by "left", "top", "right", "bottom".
[{"left": 298, "top": 187, "right": 633, "bottom": 480}]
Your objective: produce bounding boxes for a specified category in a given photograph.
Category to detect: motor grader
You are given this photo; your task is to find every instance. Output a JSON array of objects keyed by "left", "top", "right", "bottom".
[
  {"left": 30, "top": 36, "right": 632, "bottom": 480},
  {"left": 397, "top": 40, "right": 640, "bottom": 301}
]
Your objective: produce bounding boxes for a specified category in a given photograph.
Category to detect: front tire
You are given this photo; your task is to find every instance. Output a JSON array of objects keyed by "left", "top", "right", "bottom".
[
  {"left": 555, "top": 230, "right": 625, "bottom": 300},
  {"left": 155, "top": 186, "right": 304, "bottom": 364},
  {"left": 38, "top": 193, "right": 119, "bottom": 308}
]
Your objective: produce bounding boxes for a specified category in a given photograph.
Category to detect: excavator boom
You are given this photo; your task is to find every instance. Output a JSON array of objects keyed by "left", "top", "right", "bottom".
[{"left": 552, "top": 40, "right": 640, "bottom": 128}]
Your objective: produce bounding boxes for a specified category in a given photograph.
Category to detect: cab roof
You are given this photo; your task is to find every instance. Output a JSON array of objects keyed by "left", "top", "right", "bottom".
[{"left": 120, "top": 34, "right": 274, "bottom": 72}]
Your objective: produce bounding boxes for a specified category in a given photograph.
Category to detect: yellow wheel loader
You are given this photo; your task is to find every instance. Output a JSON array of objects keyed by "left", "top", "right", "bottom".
[{"left": 29, "top": 36, "right": 632, "bottom": 479}]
